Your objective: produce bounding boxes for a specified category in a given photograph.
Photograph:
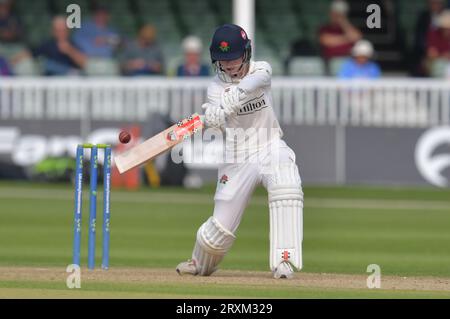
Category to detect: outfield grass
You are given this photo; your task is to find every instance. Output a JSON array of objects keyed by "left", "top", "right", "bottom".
[{"left": 0, "top": 181, "right": 449, "bottom": 298}]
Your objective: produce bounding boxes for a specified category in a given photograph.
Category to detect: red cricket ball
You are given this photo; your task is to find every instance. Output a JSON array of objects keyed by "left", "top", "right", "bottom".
[{"left": 119, "top": 131, "right": 131, "bottom": 144}]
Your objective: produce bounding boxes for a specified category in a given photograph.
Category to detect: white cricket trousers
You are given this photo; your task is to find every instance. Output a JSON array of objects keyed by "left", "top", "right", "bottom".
[{"left": 212, "top": 138, "right": 301, "bottom": 233}]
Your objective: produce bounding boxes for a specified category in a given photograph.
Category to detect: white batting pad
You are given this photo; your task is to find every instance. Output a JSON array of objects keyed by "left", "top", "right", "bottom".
[
  {"left": 192, "top": 216, "right": 236, "bottom": 276},
  {"left": 267, "top": 163, "right": 303, "bottom": 271}
]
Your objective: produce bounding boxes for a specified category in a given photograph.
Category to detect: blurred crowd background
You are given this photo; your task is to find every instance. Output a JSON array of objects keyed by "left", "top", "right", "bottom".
[
  {"left": 1, "top": 0, "right": 450, "bottom": 78},
  {"left": 1, "top": 0, "right": 449, "bottom": 188}
]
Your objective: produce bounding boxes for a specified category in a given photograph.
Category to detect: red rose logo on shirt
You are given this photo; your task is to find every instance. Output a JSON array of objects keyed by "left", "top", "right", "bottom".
[{"left": 219, "top": 174, "right": 228, "bottom": 184}]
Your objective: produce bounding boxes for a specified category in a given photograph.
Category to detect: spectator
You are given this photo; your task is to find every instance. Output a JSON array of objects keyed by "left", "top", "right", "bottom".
[
  {"left": 318, "top": 0, "right": 362, "bottom": 60},
  {"left": 0, "top": 0, "right": 22, "bottom": 43},
  {"left": 120, "top": 24, "right": 164, "bottom": 76},
  {"left": 427, "top": 10, "right": 450, "bottom": 60},
  {"left": 0, "top": 0, "right": 28, "bottom": 71},
  {"left": 413, "top": 0, "right": 446, "bottom": 76},
  {"left": 72, "top": 4, "right": 120, "bottom": 58},
  {"left": 0, "top": 55, "right": 12, "bottom": 75},
  {"left": 338, "top": 40, "right": 381, "bottom": 79},
  {"left": 415, "top": 0, "right": 446, "bottom": 51},
  {"left": 30, "top": 16, "right": 86, "bottom": 76},
  {"left": 177, "top": 36, "right": 209, "bottom": 77}
]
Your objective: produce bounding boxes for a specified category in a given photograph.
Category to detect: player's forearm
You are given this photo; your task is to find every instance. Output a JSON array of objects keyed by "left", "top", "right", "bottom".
[
  {"left": 343, "top": 27, "right": 362, "bottom": 42},
  {"left": 320, "top": 34, "right": 350, "bottom": 47},
  {"left": 338, "top": 18, "right": 362, "bottom": 42},
  {"left": 427, "top": 47, "right": 439, "bottom": 59},
  {"left": 238, "top": 66, "right": 271, "bottom": 93}
]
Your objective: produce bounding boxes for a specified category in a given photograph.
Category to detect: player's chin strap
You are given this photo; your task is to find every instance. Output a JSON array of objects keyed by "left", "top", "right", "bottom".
[
  {"left": 215, "top": 62, "right": 244, "bottom": 83},
  {"left": 267, "top": 163, "right": 304, "bottom": 271},
  {"left": 192, "top": 216, "right": 236, "bottom": 276},
  {"left": 214, "top": 54, "right": 250, "bottom": 83}
]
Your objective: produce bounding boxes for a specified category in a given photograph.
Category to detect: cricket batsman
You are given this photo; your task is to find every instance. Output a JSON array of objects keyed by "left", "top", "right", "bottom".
[{"left": 176, "top": 24, "right": 303, "bottom": 279}]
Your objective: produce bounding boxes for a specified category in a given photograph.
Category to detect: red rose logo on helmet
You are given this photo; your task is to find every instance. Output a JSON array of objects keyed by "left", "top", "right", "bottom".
[
  {"left": 241, "top": 30, "right": 247, "bottom": 39},
  {"left": 219, "top": 41, "right": 230, "bottom": 52}
]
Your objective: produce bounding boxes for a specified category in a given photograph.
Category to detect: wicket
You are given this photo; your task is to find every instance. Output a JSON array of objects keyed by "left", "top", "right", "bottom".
[{"left": 73, "top": 143, "right": 112, "bottom": 270}]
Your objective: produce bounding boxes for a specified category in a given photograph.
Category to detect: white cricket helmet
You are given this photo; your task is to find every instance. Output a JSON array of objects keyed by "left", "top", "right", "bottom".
[{"left": 352, "top": 39, "right": 374, "bottom": 58}]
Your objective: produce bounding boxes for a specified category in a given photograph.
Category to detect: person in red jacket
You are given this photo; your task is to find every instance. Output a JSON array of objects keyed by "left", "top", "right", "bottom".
[
  {"left": 427, "top": 10, "right": 450, "bottom": 60},
  {"left": 318, "top": 0, "right": 362, "bottom": 60}
]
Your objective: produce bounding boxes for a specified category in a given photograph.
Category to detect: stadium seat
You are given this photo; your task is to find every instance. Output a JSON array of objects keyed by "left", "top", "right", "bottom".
[
  {"left": 397, "top": 0, "right": 428, "bottom": 49},
  {"left": 110, "top": 12, "right": 137, "bottom": 38},
  {"left": 84, "top": 58, "right": 120, "bottom": 76},
  {"left": 103, "top": 0, "right": 130, "bottom": 12},
  {"left": 161, "top": 42, "right": 183, "bottom": 64},
  {"left": 13, "top": 58, "right": 39, "bottom": 76},
  {"left": 166, "top": 56, "right": 184, "bottom": 77},
  {"left": 21, "top": 13, "right": 53, "bottom": 46},
  {"left": 297, "top": 0, "right": 331, "bottom": 15},
  {"left": 430, "top": 58, "right": 450, "bottom": 78},
  {"left": 329, "top": 57, "right": 348, "bottom": 76},
  {"left": 257, "top": 0, "right": 293, "bottom": 14},
  {"left": 52, "top": 0, "right": 89, "bottom": 14},
  {"left": 135, "top": 0, "right": 171, "bottom": 14},
  {"left": 183, "top": 13, "right": 217, "bottom": 37},
  {"left": 288, "top": 56, "right": 325, "bottom": 76},
  {"left": 0, "top": 43, "right": 27, "bottom": 60},
  {"left": 301, "top": 14, "right": 329, "bottom": 42},
  {"left": 266, "top": 5, "right": 304, "bottom": 48},
  {"left": 176, "top": 0, "right": 211, "bottom": 14},
  {"left": 15, "top": 0, "right": 49, "bottom": 15},
  {"left": 254, "top": 55, "right": 284, "bottom": 76},
  {"left": 138, "top": 13, "right": 180, "bottom": 36},
  {"left": 213, "top": 0, "right": 232, "bottom": 23}
]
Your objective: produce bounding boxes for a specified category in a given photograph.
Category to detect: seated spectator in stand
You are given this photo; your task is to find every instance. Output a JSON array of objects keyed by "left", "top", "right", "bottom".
[
  {"left": 0, "top": 0, "right": 29, "bottom": 71},
  {"left": 318, "top": 0, "right": 362, "bottom": 61},
  {"left": 416, "top": 0, "right": 446, "bottom": 44},
  {"left": 0, "top": 0, "right": 22, "bottom": 43},
  {"left": 72, "top": 4, "right": 120, "bottom": 58},
  {"left": 427, "top": 10, "right": 450, "bottom": 60},
  {"left": 31, "top": 16, "right": 86, "bottom": 75},
  {"left": 413, "top": 0, "right": 446, "bottom": 76},
  {"left": 338, "top": 40, "right": 381, "bottom": 79},
  {"left": 120, "top": 24, "right": 164, "bottom": 76},
  {"left": 177, "top": 36, "right": 209, "bottom": 77},
  {"left": 0, "top": 55, "right": 12, "bottom": 75}
]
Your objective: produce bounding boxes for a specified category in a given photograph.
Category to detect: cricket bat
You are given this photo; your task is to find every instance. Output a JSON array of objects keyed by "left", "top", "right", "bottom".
[{"left": 114, "top": 113, "right": 203, "bottom": 174}]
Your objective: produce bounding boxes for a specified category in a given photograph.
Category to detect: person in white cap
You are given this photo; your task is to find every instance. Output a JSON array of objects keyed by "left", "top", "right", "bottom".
[
  {"left": 319, "top": 0, "right": 362, "bottom": 60},
  {"left": 338, "top": 39, "right": 381, "bottom": 78},
  {"left": 177, "top": 35, "right": 210, "bottom": 76}
]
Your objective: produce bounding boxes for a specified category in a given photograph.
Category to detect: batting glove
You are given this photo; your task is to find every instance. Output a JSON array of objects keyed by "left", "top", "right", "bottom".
[
  {"left": 202, "top": 103, "right": 226, "bottom": 130},
  {"left": 220, "top": 86, "right": 246, "bottom": 116}
]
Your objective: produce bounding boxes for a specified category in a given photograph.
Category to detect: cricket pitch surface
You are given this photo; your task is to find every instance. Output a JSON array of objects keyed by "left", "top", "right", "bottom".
[{"left": 0, "top": 267, "right": 449, "bottom": 298}]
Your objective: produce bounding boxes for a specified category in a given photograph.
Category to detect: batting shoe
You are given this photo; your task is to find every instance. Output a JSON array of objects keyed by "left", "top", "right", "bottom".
[
  {"left": 176, "top": 259, "right": 198, "bottom": 276},
  {"left": 273, "top": 261, "right": 294, "bottom": 279}
]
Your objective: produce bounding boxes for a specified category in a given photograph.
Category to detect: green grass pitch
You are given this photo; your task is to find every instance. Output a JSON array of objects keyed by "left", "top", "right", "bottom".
[{"left": 0, "top": 181, "right": 449, "bottom": 298}]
